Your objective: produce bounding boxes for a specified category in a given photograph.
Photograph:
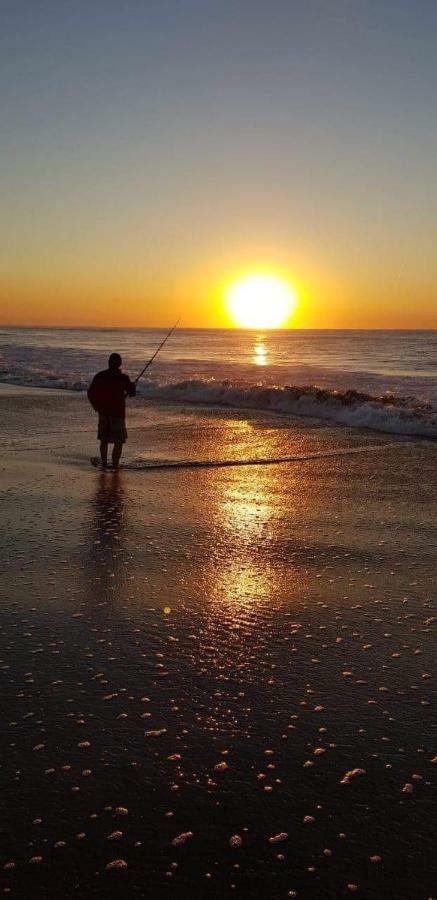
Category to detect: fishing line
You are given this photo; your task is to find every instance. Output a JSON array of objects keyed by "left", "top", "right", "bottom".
[{"left": 134, "top": 319, "right": 180, "bottom": 384}]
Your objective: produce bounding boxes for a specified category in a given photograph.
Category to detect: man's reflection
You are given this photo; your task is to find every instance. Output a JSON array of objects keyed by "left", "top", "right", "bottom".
[{"left": 88, "top": 472, "right": 126, "bottom": 599}]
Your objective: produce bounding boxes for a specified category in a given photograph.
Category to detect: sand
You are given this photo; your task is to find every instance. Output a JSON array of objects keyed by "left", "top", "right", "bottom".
[{"left": 0, "top": 384, "right": 436, "bottom": 899}]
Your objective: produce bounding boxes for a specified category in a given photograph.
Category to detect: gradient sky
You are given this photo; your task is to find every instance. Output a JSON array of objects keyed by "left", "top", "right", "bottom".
[{"left": 1, "top": 0, "right": 436, "bottom": 328}]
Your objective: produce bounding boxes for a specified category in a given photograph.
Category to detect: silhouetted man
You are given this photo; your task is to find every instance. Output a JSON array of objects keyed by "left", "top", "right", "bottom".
[{"left": 88, "top": 353, "right": 136, "bottom": 469}]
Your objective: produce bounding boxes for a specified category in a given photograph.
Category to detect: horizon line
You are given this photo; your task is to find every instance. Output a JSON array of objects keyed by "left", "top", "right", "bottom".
[{"left": 1, "top": 324, "right": 437, "bottom": 333}]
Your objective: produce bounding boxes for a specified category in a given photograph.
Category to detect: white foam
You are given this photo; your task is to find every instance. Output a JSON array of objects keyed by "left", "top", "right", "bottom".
[{"left": 138, "top": 378, "right": 437, "bottom": 438}]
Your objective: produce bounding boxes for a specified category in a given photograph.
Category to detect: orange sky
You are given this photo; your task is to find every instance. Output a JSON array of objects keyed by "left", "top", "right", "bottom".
[{"left": 1, "top": 258, "right": 436, "bottom": 330}]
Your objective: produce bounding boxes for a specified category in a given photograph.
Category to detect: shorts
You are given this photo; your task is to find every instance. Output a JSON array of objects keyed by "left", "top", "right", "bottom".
[{"left": 98, "top": 414, "right": 127, "bottom": 443}]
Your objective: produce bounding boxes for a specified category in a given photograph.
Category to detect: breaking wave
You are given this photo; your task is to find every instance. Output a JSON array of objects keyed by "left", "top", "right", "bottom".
[{"left": 138, "top": 377, "right": 437, "bottom": 438}]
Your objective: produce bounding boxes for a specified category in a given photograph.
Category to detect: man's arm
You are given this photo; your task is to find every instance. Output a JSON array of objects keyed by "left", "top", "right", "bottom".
[
  {"left": 124, "top": 375, "right": 136, "bottom": 398},
  {"left": 87, "top": 375, "right": 99, "bottom": 411}
]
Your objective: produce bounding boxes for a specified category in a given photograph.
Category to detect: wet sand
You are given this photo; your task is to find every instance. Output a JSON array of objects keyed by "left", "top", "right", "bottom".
[{"left": 0, "top": 385, "right": 436, "bottom": 899}]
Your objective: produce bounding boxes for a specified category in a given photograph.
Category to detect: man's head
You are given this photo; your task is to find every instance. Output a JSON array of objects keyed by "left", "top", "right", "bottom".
[{"left": 108, "top": 353, "right": 122, "bottom": 371}]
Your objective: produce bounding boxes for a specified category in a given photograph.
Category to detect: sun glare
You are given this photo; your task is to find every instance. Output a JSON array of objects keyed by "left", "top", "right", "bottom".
[{"left": 226, "top": 273, "right": 297, "bottom": 329}]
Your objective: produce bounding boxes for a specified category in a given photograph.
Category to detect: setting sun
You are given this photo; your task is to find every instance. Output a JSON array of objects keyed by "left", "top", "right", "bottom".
[{"left": 225, "top": 274, "right": 298, "bottom": 329}]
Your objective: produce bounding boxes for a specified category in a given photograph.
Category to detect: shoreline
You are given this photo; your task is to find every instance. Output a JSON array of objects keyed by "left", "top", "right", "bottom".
[{"left": 1, "top": 379, "right": 437, "bottom": 442}]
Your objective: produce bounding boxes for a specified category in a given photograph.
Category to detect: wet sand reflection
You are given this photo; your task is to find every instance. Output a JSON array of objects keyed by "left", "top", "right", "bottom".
[
  {"left": 189, "top": 460, "right": 297, "bottom": 738},
  {"left": 207, "top": 455, "right": 299, "bottom": 617}
]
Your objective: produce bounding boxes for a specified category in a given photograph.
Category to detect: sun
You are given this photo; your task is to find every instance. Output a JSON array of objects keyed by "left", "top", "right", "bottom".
[{"left": 225, "top": 273, "right": 297, "bottom": 329}]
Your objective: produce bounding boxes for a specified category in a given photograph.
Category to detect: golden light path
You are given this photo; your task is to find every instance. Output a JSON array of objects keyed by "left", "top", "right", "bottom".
[{"left": 225, "top": 273, "right": 298, "bottom": 329}]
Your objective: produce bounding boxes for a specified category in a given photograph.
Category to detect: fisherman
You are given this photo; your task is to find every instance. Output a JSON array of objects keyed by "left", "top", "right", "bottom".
[{"left": 88, "top": 353, "right": 136, "bottom": 469}]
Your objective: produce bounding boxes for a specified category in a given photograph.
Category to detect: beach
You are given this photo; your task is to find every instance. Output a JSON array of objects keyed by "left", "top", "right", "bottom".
[{"left": 0, "top": 383, "right": 436, "bottom": 899}]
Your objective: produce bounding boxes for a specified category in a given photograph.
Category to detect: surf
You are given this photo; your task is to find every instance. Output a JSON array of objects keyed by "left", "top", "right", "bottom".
[{"left": 137, "top": 378, "right": 437, "bottom": 439}]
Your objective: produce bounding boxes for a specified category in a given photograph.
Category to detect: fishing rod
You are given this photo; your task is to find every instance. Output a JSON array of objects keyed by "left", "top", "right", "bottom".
[{"left": 134, "top": 319, "right": 180, "bottom": 384}]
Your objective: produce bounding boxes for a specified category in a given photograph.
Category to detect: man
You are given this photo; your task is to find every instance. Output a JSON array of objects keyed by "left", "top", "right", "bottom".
[{"left": 88, "top": 353, "right": 136, "bottom": 469}]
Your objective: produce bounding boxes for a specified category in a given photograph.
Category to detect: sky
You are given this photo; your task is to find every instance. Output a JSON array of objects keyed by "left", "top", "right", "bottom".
[{"left": 1, "top": 0, "right": 436, "bottom": 328}]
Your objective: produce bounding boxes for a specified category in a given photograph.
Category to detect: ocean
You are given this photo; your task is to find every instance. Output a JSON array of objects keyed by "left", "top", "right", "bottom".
[{"left": 1, "top": 327, "right": 437, "bottom": 437}]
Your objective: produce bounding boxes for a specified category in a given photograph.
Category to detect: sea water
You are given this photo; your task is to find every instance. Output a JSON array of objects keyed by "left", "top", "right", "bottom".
[{"left": 1, "top": 327, "right": 437, "bottom": 437}]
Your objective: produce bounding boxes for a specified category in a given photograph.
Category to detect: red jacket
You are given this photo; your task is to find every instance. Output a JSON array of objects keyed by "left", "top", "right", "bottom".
[{"left": 87, "top": 369, "right": 136, "bottom": 418}]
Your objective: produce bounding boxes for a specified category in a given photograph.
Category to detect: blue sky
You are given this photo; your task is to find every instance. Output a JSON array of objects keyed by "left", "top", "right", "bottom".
[{"left": 1, "top": 0, "right": 436, "bottom": 326}]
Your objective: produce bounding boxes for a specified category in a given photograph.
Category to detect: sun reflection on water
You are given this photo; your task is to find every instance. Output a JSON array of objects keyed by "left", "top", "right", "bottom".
[{"left": 253, "top": 335, "right": 268, "bottom": 366}]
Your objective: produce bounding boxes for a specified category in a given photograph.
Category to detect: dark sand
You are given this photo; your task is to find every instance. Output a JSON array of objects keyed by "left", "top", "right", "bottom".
[{"left": 0, "top": 385, "right": 436, "bottom": 899}]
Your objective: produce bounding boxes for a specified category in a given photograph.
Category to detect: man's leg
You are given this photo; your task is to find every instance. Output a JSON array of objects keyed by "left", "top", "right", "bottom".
[
  {"left": 112, "top": 440, "right": 123, "bottom": 469},
  {"left": 100, "top": 441, "right": 108, "bottom": 467}
]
